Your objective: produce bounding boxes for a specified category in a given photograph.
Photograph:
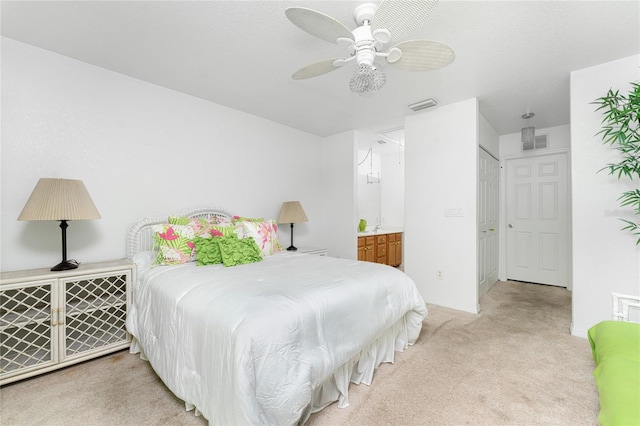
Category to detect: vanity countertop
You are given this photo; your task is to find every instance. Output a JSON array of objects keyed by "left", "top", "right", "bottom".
[{"left": 358, "top": 228, "right": 403, "bottom": 236}]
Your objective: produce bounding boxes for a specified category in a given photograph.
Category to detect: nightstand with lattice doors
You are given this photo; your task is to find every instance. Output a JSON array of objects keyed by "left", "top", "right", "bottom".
[{"left": 0, "top": 259, "right": 133, "bottom": 385}]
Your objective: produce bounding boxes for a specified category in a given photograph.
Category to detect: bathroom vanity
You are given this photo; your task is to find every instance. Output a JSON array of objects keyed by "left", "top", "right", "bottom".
[{"left": 357, "top": 230, "right": 403, "bottom": 267}]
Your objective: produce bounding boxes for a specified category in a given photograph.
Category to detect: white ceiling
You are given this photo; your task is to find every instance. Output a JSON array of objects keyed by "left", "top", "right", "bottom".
[{"left": 2, "top": 1, "right": 639, "bottom": 139}]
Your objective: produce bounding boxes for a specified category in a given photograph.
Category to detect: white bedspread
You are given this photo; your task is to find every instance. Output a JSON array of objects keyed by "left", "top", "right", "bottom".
[{"left": 127, "top": 252, "right": 427, "bottom": 425}]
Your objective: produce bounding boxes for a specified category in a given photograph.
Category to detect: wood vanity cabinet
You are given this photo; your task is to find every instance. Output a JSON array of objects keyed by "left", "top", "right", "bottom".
[
  {"left": 375, "top": 234, "right": 387, "bottom": 264},
  {"left": 357, "top": 233, "right": 403, "bottom": 267},
  {"left": 357, "top": 236, "right": 375, "bottom": 262},
  {"left": 387, "top": 233, "right": 403, "bottom": 267}
]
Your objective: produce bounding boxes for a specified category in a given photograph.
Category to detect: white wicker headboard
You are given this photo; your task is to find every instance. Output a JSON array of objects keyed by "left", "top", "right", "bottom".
[
  {"left": 612, "top": 292, "right": 640, "bottom": 322},
  {"left": 126, "top": 206, "right": 233, "bottom": 260}
]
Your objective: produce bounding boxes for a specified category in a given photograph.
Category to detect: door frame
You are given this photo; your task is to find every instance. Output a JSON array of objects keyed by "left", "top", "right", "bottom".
[{"left": 498, "top": 149, "right": 572, "bottom": 290}]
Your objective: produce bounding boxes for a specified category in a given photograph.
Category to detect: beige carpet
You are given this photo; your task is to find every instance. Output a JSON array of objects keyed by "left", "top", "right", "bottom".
[{"left": 0, "top": 281, "right": 599, "bottom": 425}]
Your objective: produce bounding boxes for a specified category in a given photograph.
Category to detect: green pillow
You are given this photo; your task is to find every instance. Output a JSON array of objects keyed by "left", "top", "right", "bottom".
[
  {"left": 588, "top": 321, "right": 640, "bottom": 426},
  {"left": 218, "top": 236, "right": 263, "bottom": 267},
  {"left": 193, "top": 237, "right": 223, "bottom": 266}
]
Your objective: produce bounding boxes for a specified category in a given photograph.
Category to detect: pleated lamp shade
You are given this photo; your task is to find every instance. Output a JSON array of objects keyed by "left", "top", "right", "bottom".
[
  {"left": 277, "top": 201, "right": 307, "bottom": 251},
  {"left": 277, "top": 201, "right": 308, "bottom": 224},
  {"left": 18, "top": 178, "right": 101, "bottom": 221}
]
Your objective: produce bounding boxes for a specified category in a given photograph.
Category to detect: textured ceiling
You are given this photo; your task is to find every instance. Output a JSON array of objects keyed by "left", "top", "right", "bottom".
[{"left": 2, "top": 1, "right": 639, "bottom": 139}]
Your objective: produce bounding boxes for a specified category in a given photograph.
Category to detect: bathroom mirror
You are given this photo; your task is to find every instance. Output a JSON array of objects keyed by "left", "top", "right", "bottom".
[{"left": 356, "top": 127, "right": 405, "bottom": 232}]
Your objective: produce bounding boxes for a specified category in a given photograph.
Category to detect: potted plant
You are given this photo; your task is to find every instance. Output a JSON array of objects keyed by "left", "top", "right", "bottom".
[{"left": 593, "top": 81, "right": 640, "bottom": 244}]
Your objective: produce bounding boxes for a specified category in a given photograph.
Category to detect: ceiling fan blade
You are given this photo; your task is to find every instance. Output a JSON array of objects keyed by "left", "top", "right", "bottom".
[
  {"left": 372, "top": 0, "right": 439, "bottom": 43},
  {"left": 285, "top": 7, "right": 354, "bottom": 44},
  {"left": 387, "top": 40, "right": 454, "bottom": 71},
  {"left": 292, "top": 58, "right": 346, "bottom": 80}
]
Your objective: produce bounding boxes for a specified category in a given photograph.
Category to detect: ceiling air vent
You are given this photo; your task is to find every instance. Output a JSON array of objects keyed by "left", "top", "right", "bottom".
[
  {"left": 522, "top": 134, "right": 548, "bottom": 151},
  {"left": 408, "top": 98, "right": 438, "bottom": 112}
]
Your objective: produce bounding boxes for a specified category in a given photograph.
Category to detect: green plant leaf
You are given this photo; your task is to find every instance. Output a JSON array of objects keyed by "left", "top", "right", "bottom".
[{"left": 594, "top": 80, "right": 640, "bottom": 246}]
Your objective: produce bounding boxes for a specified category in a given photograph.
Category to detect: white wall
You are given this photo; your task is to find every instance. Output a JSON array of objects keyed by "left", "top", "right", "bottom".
[
  {"left": 570, "top": 55, "right": 640, "bottom": 337},
  {"left": 380, "top": 150, "right": 405, "bottom": 227},
  {"left": 1, "top": 37, "right": 328, "bottom": 271},
  {"left": 404, "top": 98, "right": 479, "bottom": 313},
  {"left": 322, "top": 131, "right": 358, "bottom": 259}
]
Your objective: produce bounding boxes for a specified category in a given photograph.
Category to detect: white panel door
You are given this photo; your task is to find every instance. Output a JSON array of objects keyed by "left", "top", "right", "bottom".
[
  {"left": 478, "top": 148, "right": 499, "bottom": 296},
  {"left": 506, "top": 153, "right": 568, "bottom": 287}
]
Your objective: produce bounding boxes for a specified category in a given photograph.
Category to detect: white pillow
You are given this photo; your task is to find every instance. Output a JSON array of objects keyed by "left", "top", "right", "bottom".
[{"left": 133, "top": 250, "right": 156, "bottom": 275}]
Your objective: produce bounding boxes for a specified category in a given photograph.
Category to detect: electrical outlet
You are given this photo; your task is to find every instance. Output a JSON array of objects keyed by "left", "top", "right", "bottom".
[{"left": 436, "top": 270, "right": 444, "bottom": 279}]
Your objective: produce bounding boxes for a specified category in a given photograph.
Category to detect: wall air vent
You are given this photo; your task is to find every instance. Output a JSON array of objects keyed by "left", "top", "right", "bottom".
[
  {"left": 522, "top": 134, "right": 549, "bottom": 152},
  {"left": 408, "top": 98, "right": 438, "bottom": 112}
]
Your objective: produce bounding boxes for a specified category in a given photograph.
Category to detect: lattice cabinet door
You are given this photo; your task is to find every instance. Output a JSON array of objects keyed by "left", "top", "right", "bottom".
[
  {"left": 1, "top": 259, "right": 132, "bottom": 385},
  {"left": 61, "top": 270, "right": 129, "bottom": 361},
  {"left": 0, "top": 280, "right": 59, "bottom": 381}
]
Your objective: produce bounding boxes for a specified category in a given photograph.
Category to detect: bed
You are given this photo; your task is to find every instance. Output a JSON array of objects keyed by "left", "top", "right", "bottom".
[
  {"left": 588, "top": 293, "right": 640, "bottom": 426},
  {"left": 125, "top": 207, "right": 428, "bottom": 425}
]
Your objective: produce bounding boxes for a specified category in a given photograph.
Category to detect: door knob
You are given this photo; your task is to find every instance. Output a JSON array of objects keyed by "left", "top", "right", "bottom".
[{"left": 508, "top": 224, "right": 514, "bottom": 228}]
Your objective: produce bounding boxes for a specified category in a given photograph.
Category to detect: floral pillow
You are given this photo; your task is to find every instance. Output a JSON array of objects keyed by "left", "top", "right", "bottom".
[
  {"left": 217, "top": 235, "right": 262, "bottom": 267},
  {"left": 237, "top": 219, "right": 282, "bottom": 256},
  {"left": 152, "top": 224, "right": 196, "bottom": 265},
  {"left": 211, "top": 215, "right": 233, "bottom": 225},
  {"left": 168, "top": 216, "right": 209, "bottom": 237},
  {"left": 207, "top": 224, "right": 240, "bottom": 239},
  {"left": 232, "top": 216, "right": 264, "bottom": 224}
]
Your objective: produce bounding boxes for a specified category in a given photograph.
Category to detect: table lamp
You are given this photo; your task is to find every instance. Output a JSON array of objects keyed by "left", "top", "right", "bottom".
[
  {"left": 277, "top": 201, "right": 308, "bottom": 251},
  {"left": 18, "top": 178, "right": 101, "bottom": 271}
]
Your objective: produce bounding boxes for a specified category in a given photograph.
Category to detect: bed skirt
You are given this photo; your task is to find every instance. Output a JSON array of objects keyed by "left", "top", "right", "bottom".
[{"left": 130, "top": 313, "right": 414, "bottom": 424}]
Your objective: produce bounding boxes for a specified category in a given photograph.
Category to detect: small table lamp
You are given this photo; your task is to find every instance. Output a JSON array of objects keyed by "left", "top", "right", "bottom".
[
  {"left": 18, "top": 178, "right": 101, "bottom": 271},
  {"left": 277, "top": 201, "right": 308, "bottom": 251}
]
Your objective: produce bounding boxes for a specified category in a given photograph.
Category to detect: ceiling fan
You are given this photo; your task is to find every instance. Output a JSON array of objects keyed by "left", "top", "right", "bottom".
[{"left": 285, "top": 0, "right": 455, "bottom": 95}]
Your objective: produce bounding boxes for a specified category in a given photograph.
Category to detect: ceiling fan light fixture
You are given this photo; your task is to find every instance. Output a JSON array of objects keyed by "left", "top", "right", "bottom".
[
  {"left": 372, "top": 28, "right": 391, "bottom": 44},
  {"left": 286, "top": 1, "right": 453, "bottom": 93},
  {"left": 349, "top": 63, "right": 386, "bottom": 94},
  {"left": 354, "top": 3, "right": 378, "bottom": 25},
  {"left": 386, "top": 47, "right": 402, "bottom": 63}
]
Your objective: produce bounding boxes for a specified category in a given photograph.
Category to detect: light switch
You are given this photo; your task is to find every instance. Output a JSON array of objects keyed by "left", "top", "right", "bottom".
[{"left": 444, "top": 208, "right": 463, "bottom": 217}]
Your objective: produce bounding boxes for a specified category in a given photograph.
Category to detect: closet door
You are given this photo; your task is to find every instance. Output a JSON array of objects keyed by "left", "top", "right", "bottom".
[{"left": 479, "top": 148, "right": 499, "bottom": 296}]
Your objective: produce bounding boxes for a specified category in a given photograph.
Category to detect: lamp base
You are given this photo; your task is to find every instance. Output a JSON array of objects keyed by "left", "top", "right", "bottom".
[
  {"left": 286, "top": 246, "right": 298, "bottom": 251},
  {"left": 51, "top": 259, "right": 79, "bottom": 272}
]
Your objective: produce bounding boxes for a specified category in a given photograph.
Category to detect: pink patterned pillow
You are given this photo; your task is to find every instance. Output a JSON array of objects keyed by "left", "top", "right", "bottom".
[
  {"left": 152, "top": 224, "right": 196, "bottom": 265},
  {"left": 210, "top": 215, "right": 233, "bottom": 225},
  {"left": 237, "top": 219, "right": 282, "bottom": 256},
  {"left": 168, "top": 216, "right": 209, "bottom": 237}
]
